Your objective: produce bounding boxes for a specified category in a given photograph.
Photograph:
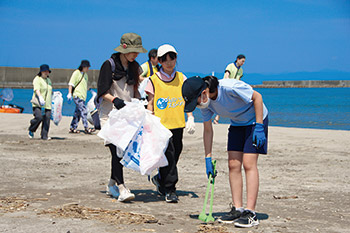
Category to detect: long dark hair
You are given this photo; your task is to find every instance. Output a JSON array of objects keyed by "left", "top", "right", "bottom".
[{"left": 203, "top": 76, "right": 219, "bottom": 93}]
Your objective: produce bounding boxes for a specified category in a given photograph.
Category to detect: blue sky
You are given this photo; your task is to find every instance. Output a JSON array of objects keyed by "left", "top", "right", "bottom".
[{"left": 1, "top": 0, "right": 349, "bottom": 75}]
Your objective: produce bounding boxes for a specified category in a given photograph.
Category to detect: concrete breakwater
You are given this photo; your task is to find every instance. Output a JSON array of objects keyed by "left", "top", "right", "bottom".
[
  {"left": 0, "top": 66, "right": 100, "bottom": 89},
  {"left": 1, "top": 66, "right": 350, "bottom": 89},
  {"left": 253, "top": 80, "right": 350, "bottom": 88}
]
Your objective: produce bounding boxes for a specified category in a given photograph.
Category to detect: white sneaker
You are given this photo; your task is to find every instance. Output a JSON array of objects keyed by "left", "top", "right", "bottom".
[
  {"left": 106, "top": 185, "right": 119, "bottom": 198},
  {"left": 118, "top": 185, "right": 135, "bottom": 202}
]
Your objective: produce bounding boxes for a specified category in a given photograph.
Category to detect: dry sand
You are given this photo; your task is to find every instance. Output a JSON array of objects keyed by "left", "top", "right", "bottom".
[{"left": 0, "top": 113, "right": 349, "bottom": 233}]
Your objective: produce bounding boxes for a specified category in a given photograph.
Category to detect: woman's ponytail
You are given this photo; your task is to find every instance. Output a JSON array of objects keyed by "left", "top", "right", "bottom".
[{"left": 203, "top": 76, "right": 219, "bottom": 93}]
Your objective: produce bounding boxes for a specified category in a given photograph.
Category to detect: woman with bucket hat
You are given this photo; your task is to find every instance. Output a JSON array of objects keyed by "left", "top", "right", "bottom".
[
  {"left": 145, "top": 44, "right": 196, "bottom": 203},
  {"left": 67, "top": 60, "right": 92, "bottom": 134},
  {"left": 182, "top": 76, "right": 268, "bottom": 228},
  {"left": 96, "top": 33, "right": 147, "bottom": 202},
  {"left": 28, "top": 64, "right": 53, "bottom": 140}
]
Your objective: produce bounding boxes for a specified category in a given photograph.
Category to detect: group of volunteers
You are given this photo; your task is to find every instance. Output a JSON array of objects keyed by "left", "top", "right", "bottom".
[
  {"left": 28, "top": 59, "right": 93, "bottom": 140},
  {"left": 27, "top": 32, "right": 268, "bottom": 228}
]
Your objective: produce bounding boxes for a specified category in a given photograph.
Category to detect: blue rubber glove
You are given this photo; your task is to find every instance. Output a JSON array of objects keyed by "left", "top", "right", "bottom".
[
  {"left": 205, "top": 157, "right": 214, "bottom": 179},
  {"left": 252, "top": 123, "right": 266, "bottom": 149}
]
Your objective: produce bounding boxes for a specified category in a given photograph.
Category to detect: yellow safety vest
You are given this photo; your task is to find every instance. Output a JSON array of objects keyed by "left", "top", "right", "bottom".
[
  {"left": 146, "top": 60, "right": 159, "bottom": 77},
  {"left": 150, "top": 72, "right": 186, "bottom": 130}
]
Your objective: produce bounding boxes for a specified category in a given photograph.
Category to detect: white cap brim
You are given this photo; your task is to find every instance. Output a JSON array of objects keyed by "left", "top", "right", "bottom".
[{"left": 157, "top": 44, "right": 177, "bottom": 57}]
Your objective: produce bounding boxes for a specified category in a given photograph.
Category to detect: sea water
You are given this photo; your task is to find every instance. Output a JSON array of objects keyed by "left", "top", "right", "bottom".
[{"left": 4, "top": 88, "right": 350, "bottom": 130}]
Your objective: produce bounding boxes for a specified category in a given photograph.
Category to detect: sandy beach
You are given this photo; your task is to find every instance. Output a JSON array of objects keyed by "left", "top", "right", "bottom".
[{"left": 0, "top": 113, "right": 349, "bottom": 233}]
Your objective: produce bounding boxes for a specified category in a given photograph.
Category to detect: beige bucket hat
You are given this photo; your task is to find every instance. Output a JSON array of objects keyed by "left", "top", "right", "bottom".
[{"left": 114, "top": 33, "right": 148, "bottom": 54}]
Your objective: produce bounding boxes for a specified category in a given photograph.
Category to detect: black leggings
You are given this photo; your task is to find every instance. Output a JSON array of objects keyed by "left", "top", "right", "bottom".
[{"left": 107, "top": 144, "right": 124, "bottom": 185}]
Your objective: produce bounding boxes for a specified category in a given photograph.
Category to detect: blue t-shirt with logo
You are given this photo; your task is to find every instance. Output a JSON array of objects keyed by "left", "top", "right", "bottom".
[{"left": 200, "top": 79, "right": 268, "bottom": 126}]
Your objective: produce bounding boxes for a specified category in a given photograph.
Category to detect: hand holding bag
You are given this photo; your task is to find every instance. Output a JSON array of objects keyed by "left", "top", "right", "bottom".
[{"left": 30, "top": 94, "right": 41, "bottom": 106}]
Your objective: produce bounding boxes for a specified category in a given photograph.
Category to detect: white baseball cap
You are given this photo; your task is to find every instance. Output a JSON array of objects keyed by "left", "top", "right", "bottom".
[{"left": 157, "top": 44, "right": 177, "bottom": 57}]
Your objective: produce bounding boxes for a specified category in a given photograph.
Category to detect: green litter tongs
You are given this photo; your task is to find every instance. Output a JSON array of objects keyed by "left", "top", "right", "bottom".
[{"left": 198, "top": 159, "right": 217, "bottom": 223}]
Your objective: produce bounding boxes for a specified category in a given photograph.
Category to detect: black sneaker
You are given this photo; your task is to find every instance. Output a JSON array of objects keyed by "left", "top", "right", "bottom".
[
  {"left": 165, "top": 191, "right": 178, "bottom": 203},
  {"left": 151, "top": 175, "right": 165, "bottom": 196},
  {"left": 218, "top": 204, "right": 242, "bottom": 223},
  {"left": 234, "top": 210, "right": 259, "bottom": 228}
]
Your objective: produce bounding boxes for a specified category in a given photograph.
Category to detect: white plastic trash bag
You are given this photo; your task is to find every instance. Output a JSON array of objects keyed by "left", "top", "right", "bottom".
[
  {"left": 97, "top": 99, "right": 172, "bottom": 175},
  {"left": 120, "top": 112, "right": 172, "bottom": 175},
  {"left": 87, "top": 90, "right": 97, "bottom": 125},
  {"left": 51, "top": 91, "right": 63, "bottom": 126},
  {"left": 120, "top": 125, "right": 143, "bottom": 173},
  {"left": 97, "top": 99, "right": 146, "bottom": 151},
  {"left": 87, "top": 90, "right": 97, "bottom": 112},
  {"left": 139, "top": 112, "right": 171, "bottom": 175},
  {"left": 138, "top": 77, "right": 149, "bottom": 99}
]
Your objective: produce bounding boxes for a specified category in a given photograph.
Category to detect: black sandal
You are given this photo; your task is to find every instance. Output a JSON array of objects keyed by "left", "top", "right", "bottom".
[
  {"left": 84, "top": 128, "right": 92, "bottom": 134},
  {"left": 69, "top": 128, "right": 80, "bottom": 134}
]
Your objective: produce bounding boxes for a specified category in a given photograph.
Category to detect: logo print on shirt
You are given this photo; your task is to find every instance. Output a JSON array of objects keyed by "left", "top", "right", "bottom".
[
  {"left": 156, "top": 97, "right": 184, "bottom": 110},
  {"left": 156, "top": 98, "right": 168, "bottom": 110}
]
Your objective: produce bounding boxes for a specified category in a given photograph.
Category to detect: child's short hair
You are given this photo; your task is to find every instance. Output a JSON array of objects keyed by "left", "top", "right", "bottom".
[
  {"left": 148, "top": 49, "right": 158, "bottom": 60},
  {"left": 158, "top": 52, "right": 177, "bottom": 63}
]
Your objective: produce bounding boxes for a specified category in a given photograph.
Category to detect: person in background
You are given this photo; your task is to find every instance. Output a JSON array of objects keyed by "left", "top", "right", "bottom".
[
  {"left": 145, "top": 44, "right": 196, "bottom": 203},
  {"left": 182, "top": 76, "right": 268, "bottom": 228},
  {"left": 215, "top": 54, "right": 246, "bottom": 124},
  {"left": 97, "top": 32, "right": 147, "bottom": 202},
  {"left": 138, "top": 49, "right": 160, "bottom": 100},
  {"left": 140, "top": 48, "right": 159, "bottom": 80},
  {"left": 28, "top": 64, "right": 53, "bottom": 140},
  {"left": 224, "top": 54, "right": 245, "bottom": 80},
  {"left": 67, "top": 60, "right": 92, "bottom": 134}
]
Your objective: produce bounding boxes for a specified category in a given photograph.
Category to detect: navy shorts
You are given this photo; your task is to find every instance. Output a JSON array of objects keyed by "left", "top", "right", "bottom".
[{"left": 227, "top": 116, "right": 268, "bottom": 154}]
